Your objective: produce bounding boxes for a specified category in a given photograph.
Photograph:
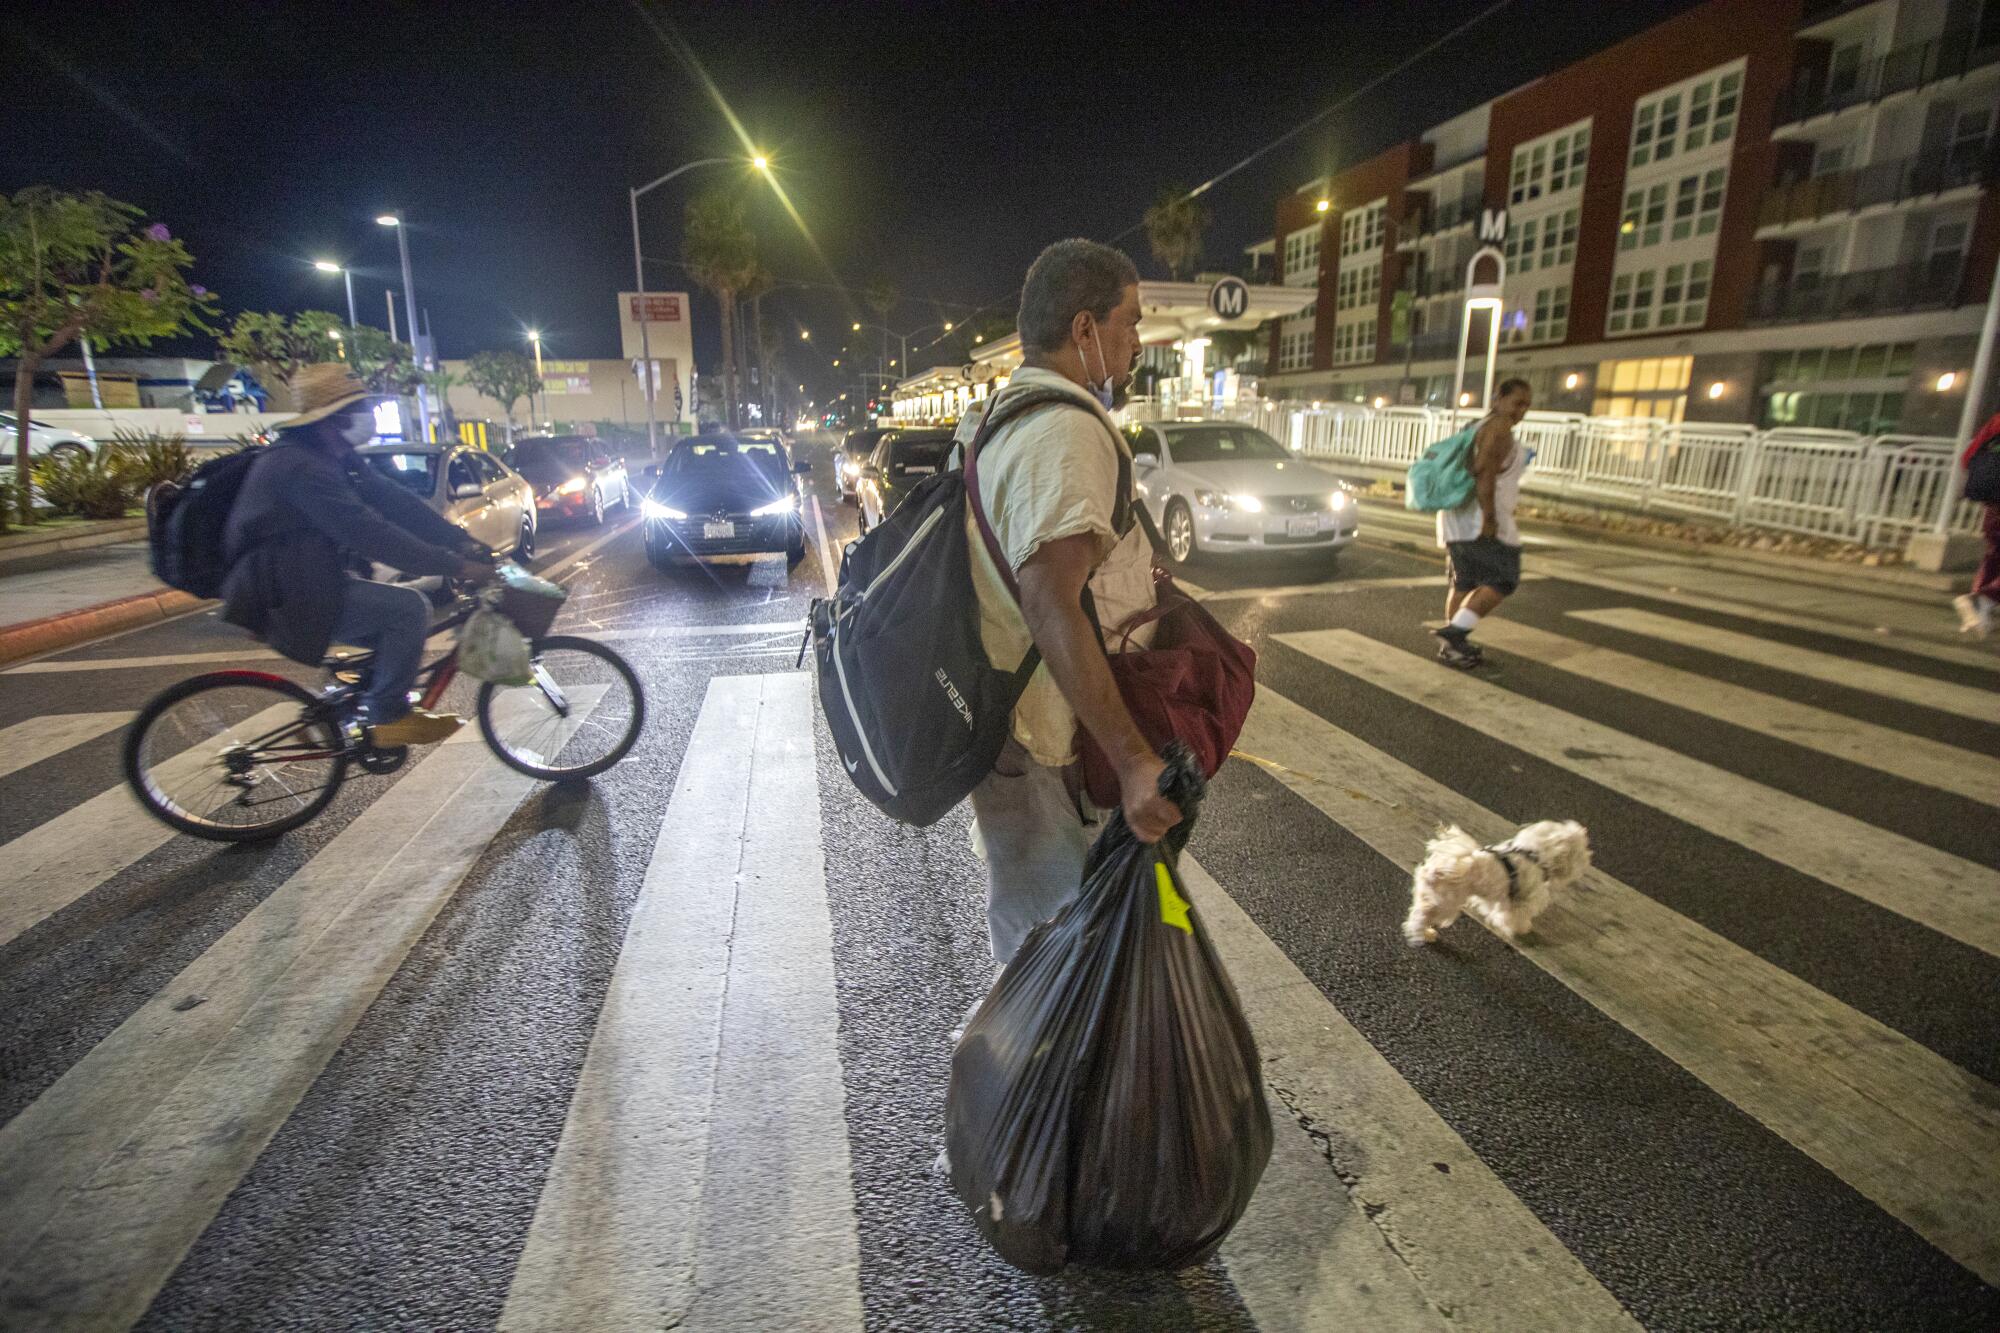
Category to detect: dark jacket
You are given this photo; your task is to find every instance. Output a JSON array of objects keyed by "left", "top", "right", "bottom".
[{"left": 220, "top": 434, "right": 481, "bottom": 665}]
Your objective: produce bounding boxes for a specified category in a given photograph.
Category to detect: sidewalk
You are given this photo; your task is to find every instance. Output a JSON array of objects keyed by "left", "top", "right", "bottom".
[{"left": 0, "top": 541, "right": 201, "bottom": 666}]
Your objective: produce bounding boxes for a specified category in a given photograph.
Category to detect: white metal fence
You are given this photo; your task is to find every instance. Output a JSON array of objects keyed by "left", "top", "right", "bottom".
[{"left": 1126, "top": 399, "right": 1979, "bottom": 549}]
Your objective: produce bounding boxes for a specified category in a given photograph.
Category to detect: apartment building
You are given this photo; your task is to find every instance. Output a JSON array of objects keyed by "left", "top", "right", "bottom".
[{"left": 1264, "top": 0, "right": 2000, "bottom": 436}]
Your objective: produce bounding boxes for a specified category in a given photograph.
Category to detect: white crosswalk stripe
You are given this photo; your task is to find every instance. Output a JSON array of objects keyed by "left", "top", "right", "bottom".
[
  {"left": 1278, "top": 629, "right": 2000, "bottom": 957},
  {"left": 1473, "top": 619, "right": 2000, "bottom": 805},
  {"left": 0, "top": 688, "right": 607, "bottom": 1329},
  {"left": 0, "top": 711, "right": 134, "bottom": 780},
  {"left": 1570, "top": 607, "right": 1998, "bottom": 720},
  {"left": 1234, "top": 687, "right": 2000, "bottom": 1286},
  {"left": 502, "top": 673, "right": 863, "bottom": 1332}
]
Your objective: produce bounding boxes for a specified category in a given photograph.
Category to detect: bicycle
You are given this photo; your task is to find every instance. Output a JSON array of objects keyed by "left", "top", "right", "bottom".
[{"left": 122, "top": 581, "right": 645, "bottom": 842}]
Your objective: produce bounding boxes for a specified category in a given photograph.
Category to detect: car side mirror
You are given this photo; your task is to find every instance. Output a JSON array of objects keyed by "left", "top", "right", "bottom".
[
  {"left": 792, "top": 460, "right": 813, "bottom": 475},
  {"left": 452, "top": 482, "right": 484, "bottom": 500},
  {"left": 643, "top": 463, "right": 661, "bottom": 480},
  {"left": 1134, "top": 451, "right": 1160, "bottom": 470},
  {"left": 861, "top": 465, "right": 881, "bottom": 481}
]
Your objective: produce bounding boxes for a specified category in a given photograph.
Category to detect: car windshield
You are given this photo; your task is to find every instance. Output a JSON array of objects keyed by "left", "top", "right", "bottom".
[
  {"left": 887, "top": 437, "right": 951, "bottom": 469},
  {"left": 1165, "top": 426, "right": 1291, "bottom": 464},
  {"left": 661, "top": 439, "right": 784, "bottom": 481},
  {"left": 512, "top": 440, "right": 592, "bottom": 484},
  {"left": 363, "top": 452, "right": 440, "bottom": 494}
]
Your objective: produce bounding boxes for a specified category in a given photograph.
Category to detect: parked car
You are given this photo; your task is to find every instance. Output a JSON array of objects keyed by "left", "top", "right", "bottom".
[
  {"left": 357, "top": 443, "right": 537, "bottom": 572},
  {"left": 836, "top": 427, "right": 891, "bottom": 504},
  {"left": 0, "top": 412, "right": 95, "bottom": 462},
  {"left": 640, "top": 433, "right": 812, "bottom": 570},
  {"left": 856, "top": 427, "right": 954, "bottom": 534},
  {"left": 1123, "top": 421, "right": 1356, "bottom": 565},
  {"left": 505, "top": 434, "right": 633, "bottom": 526},
  {"left": 738, "top": 426, "right": 792, "bottom": 449}
]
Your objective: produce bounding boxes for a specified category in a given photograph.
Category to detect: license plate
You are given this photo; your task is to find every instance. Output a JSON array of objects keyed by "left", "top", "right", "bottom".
[
  {"left": 1287, "top": 516, "right": 1320, "bottom": 537},
  {"left": 703, "top": 521, "right": 736, "bottom": 540},
  {"left": 902, "top": 465, "right": 936, "bottom": 476}
]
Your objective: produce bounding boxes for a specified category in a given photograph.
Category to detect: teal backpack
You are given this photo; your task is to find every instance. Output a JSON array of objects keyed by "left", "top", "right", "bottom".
[{"left": 1405, "top": 425, "right": 1479, "bottom": 512}]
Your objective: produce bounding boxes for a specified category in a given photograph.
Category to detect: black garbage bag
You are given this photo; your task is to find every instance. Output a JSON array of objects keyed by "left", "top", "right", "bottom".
[{"left": 945, "top": 742, "right": 1272, "bottom": 1274}]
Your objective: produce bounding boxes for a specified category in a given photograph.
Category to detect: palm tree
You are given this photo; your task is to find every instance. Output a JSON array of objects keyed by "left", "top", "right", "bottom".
[
  {"left": 1144, "top": 186, "right": 1211, "bottom": 281},
  {"left": 743, "top": 260, "right": 775, "bottom": 423},
  {"left": 683, "top": 189, "right": 760, "bottom": 427}
]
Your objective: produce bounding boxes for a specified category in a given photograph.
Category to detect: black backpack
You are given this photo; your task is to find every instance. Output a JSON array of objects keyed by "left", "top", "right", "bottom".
[
  {"left": 812, "top": 387, "right": 1119, "bottom": 826},
  {"left": 147, "top": 447, "right": 263, "bottom": 598}
]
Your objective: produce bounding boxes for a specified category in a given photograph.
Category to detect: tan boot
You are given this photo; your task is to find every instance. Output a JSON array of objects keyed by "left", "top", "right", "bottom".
[{"left": 368, "top": 709, "right": 465, "bottom": 747}]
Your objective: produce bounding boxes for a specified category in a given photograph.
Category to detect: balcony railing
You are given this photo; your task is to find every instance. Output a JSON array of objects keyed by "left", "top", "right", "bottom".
[
  {"left": 1400, "top": 267, "right": 1467, "bottom": 299},
  {"left": 1757, "top": 141, "right": 1997, "bottom": 227},
  {"left": 1400, "top": 194, "right": 1483, "bottom": 240},
  {"left": 1747, "top": 258, "right": 1965, "bottom": 323},
  {"left": 1775, "top": 24, "right": 2000, "bottom": 123}
]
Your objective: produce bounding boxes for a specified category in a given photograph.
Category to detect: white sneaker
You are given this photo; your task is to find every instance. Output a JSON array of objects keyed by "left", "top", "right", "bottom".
[{"left": 1954, "top": 594, "right": 1994, "bottom": 638}]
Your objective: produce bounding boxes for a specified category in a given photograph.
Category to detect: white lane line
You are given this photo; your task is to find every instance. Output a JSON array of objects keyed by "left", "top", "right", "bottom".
[
  {"left": 1536, "top": 559, "right": 2000, "bottom": 673},
  {"left": 0, "top": 711, "right": 135, "bottom": 780},
  {"left": 1569, "top": 607, "right": 1997, "bottom": 720},
  {"left": 0, "top": 702, "right": 298, "bottom": 949},
  {"left": 585, "top": 619, "right": 803, "bottom": 643},
  {"left": 0, "top": 688, "right": 607, "bottom": 1329},
  {"left": 1593, "top": 562, "right": 1959, "bottom": 637},
  {"left": 1280, "top": 630, "right": 2000, "bottom": 956},
  {"left": 810, "top": 493, "right": 839, "bottom": 600},
  {"left": 1476, "top": 619, "right": 2000, "bottom": 806},
  {"left": 1189, "top": 850, "right": 1638, "bottom": 1332},
  {"left": 541, "top": 515, "right": 641, "bottom": 587},
  {"left": 1234, "top": 688, "right": 2000, "bottom": 1287},
  {"left": 1193, "top": 572, "right": 1546, "bottom": 604},
  {"left": 502, "top": 673, "right": 861, "bottom": 1332},
  {"left": 5, "top": 648, "right": 284, "bottom": 674}
]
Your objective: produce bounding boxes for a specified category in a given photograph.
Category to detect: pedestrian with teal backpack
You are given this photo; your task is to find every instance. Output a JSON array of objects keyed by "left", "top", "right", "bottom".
[{"left": 1408, "top": 379, "right": 1534, "bottom": 667}]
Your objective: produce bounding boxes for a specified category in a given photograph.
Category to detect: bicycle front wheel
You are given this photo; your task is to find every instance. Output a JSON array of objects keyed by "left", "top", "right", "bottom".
[
  {"left": 476, "top": 635, "right": 644, "bottom": 780},
  {"left": 123, "top": 671, "right": 349, "bottom": 841}
]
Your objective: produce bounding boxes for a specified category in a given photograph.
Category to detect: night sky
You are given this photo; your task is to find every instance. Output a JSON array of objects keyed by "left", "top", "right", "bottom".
[{"left": 12, "top": 0, "right": 1694, "bottom": 397}]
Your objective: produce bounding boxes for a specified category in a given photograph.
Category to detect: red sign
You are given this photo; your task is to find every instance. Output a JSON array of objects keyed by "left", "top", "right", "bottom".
[{"left": 628, "top": 294, "right": 682, "bottom": 323}]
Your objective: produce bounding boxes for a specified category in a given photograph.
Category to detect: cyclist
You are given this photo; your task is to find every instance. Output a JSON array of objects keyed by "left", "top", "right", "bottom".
[{"left": 220, "top": 363, "right": 499, "bottom": 748}]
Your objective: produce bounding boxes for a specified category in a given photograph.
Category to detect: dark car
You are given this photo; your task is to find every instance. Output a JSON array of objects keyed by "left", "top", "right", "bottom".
[
  {"left": 836, "top": 427, "right": 891, "bottom": 504},
  {"left": 641, "top": 433, "right": 812, "bottom": 570},
  {"left": 856, "top": 428, "right": 954, "bottom": 534},
  {"left": 505, "top": 435, "right": 633, "bottom": 526}
]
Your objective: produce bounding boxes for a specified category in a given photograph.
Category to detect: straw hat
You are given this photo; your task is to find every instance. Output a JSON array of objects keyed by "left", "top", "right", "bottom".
[{"left": 282, "top": 363, "right": 379, "bottom": 428}]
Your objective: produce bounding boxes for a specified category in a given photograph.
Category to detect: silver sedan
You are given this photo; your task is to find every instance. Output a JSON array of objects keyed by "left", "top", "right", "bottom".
[{"left": 1123, "top": 421, "right": 1357, "bottom": 565}]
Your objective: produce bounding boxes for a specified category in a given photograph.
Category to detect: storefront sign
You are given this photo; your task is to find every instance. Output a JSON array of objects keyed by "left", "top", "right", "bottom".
[
  {"left": 1208, "top": 276, "right": 1249, "bottom": 320},
  {"left": 627, "top": 294, "right": 682, "bottom": 323}
]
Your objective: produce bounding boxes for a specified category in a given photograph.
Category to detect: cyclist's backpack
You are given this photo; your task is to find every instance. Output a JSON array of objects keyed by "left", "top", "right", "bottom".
[
  {"left": 147, "top": 447, "right": 263, "bottom": 598},
  {"left": 1404, "top": 424, "right": 1480, "bottom": 513},
  {"left": 811, "top": 386, "right": 1093, "bottom": 826}
]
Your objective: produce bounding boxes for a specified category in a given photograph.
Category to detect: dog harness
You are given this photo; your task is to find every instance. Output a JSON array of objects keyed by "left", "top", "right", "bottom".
[{"left": 1486, "top": 843, "right": 1542, "bottom": 900}]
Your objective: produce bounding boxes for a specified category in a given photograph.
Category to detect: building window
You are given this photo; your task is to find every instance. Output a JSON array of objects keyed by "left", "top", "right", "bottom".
[
  {"left": 1337, "top": 258, "right": 1381, "bottom": 311},
  {"left": 1509, "top": 121, "right": 1591, "bottom": 205},
  {"left": 1764, "top": 390, "right": 1904, "bottom": 433},
  {"left": 1592, "top": 355, "right": 1692, "bottom": 421},
  {"left": 1339, "top": 200, "right": 1386, "bottom": 258},
  {"left": 1533, "top": 284, "right": 1570, "bottom": 343},
  {"left": 1609, "top": 260, "right": 1709, "bottom": 334},
  {"left": 1332, "top": 318, "right": 1374, "bottom": 365},
  {"left": 1760, "top": 342, "right": 1916, "bottom": 384},
  {"left": 1282, "top": 225, "right": 1322, "bottom": 287},
  {"left": 1632, "top": 63, "right": 1742, "bottom": 168},
  {"left": 1278, "top": 314, "right": 1316, "bottom": 372}
]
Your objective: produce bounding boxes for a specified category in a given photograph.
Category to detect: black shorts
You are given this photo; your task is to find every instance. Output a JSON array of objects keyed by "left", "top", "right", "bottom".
[{"left": 1446, "top": 537, "right": 1522, "bottom": 595}]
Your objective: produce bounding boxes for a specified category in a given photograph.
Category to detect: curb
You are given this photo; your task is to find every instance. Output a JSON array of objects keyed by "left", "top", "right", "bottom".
[
  {"left": 0, "top": 518, "right": 150, "bottom": 569},
  {"left": 0, "top": 589, "right": 208, "bottom": 667}
]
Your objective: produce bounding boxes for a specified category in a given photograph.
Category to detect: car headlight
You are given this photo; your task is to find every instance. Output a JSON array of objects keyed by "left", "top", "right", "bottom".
[
  {"left": 642, "top": 497, "right": 686, "bottom": 521},
  {"left": 1193, "top": 490, "right": 1263, "bottom": 513},
  {"left": 554, "top": 477, "right": 588, "bottom": 497},
  {"left": 1329, "top": 490, "right": 1351, "bottom": 510},
  {"left": 842, "top": 460, "right": 860, "bottom": 478},
  {"left": 749, "top": 493, "right": 799, "bottom": 517}
]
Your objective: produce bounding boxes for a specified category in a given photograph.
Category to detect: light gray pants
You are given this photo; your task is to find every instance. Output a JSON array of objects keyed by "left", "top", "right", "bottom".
[{"left": 967, "top": 740, "right": 1102, "bottom": 965}]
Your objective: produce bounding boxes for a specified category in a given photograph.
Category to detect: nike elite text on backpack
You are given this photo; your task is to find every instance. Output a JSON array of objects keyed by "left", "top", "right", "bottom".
[
  {"left": 1405, "top": 424, "right": 1479, "bottom": 513},
  {"left": 147, "top": 448, "right": 263, "bottom": 598},
  {"left": 812, "top": 387, "right": 1084, "bottom": 826}
]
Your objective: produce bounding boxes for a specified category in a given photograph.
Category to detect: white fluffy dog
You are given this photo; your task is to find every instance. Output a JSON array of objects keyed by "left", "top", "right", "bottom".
[{"left": 1403, "top": 820, "right": 1592, "bottom": 946}]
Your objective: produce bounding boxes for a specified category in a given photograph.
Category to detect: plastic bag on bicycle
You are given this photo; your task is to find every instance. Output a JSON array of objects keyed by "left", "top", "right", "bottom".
[
  {"left": 460, "top": 607, "right": 533, "bottom": 685},
  {"left": 495, "top": 564, "right": 566, "bottom": 640}
]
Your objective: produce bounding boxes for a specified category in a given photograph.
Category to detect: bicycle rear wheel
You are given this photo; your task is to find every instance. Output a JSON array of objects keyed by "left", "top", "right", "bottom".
[
  {"left": 123, "top": 671, "right": 349, "bottom": 842},
  {"left": 476, "top": 635, "right": 644, "bottom": 780}
]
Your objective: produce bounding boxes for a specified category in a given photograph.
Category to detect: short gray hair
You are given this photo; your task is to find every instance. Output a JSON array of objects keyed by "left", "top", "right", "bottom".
[{"left": 1017, "top": 239, "right": 1139, "bottom": 354}]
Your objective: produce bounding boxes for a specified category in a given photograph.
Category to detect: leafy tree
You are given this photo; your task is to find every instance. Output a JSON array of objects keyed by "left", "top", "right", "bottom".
[
  {"left": 465, "top": 349, "right": 541, "bottom": 445},
  {"left": 219, "top": 310, "right": 346, "bottom": 400},
  {"left": 0, "top": 188, "right": 217, "bottom": 521},
  {"left": 683, "top": 189, "right": 759, "bottom": 428},
  {"left": 1143, "top": 185, "right": 1211, "bottom": 281},
  {"left": 421, "top": 367, "right": 461, "bottom": 438}
]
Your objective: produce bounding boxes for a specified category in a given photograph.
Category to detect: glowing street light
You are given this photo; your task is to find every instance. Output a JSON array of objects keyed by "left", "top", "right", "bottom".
[
  {"left": 753, "top": 155, "right": 770, "bottom": 171},
  {"left": 376, "top": 211, "right": 434, "bottom": 440},
  {"left": 800, "top": 329, "right": 811, "bottom": 340},
  {"left": 313, "top": 259, "right": 357, "bottom": 327},
  {"left": 851, "top": 321, "right": 862, "bottom": 331},
  {"left": 1315, "top": 199, "right": 1331, "bottom": 214}
]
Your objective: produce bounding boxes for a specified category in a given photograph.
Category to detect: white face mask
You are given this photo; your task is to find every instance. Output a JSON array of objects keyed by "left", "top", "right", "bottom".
[
  {"left": 1077, "top": 321, "right": 1116, "bottom": 411},
  {"left": 336, "top": 408, "right": 376, "bottom": 447}
]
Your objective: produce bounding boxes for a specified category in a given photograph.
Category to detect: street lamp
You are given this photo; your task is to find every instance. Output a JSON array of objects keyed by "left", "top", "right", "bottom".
[
  {"left": 629, "top": 154, "right": 773, "bottom": 452},
  {"left": 376, "top": 212, "right": 434, "bottom": 442},
  {"left": 528, "top": 328, "right": 545, "bottom": 427},
  {"left": 313, "top": 260, "right": 356, "bottom": 327}
]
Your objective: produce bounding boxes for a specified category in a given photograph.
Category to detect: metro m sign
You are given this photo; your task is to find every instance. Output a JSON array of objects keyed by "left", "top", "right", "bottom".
[
  {"left": 628, "top": 293, "right": 683, "bottom": 323},
  {"left": 1478, "top": 209, "right": 1509, "bottom": 244}
]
